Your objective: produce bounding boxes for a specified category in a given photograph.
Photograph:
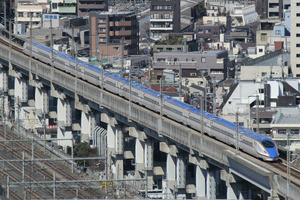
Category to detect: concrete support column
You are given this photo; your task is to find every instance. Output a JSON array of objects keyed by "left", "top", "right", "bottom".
[
  {"left": 34, "top": 87, "right": 49, "bottom": 134},
  {"left": 114, "top": 127, "right": 124, "bottom": 179},
  {"left": 0, "top": 68, "right": 9, "bottom": 117},
  {"left": 196, "top": 165, "right": 206, "bottom": 198},
  {"left": 57, "top": 98, "right": 72, "bottom": 149},
  {"left": 206, "top": 170, "right": 216, "bottom": 199},
  {"left": 107, "top": 122, "right": 115, "bottom": 179},
  {"left": 14, "top": 77, "right": 28, "bottom": 123},
  {"left": 0, "top": 68, "right": 8, "bottom": 92},
  {"left": 144, "top": 140, "right": 154, "bottom": 190},
  {"left": 35, "top": 88, "right": 49, "bottom": 113},
  {"left": 81, "top": 111, "right": 90, "bottom": 143},
  {"left": 103, "top": 113, "right": 123, "bottom": 180},
  {"left": 135, "top": 138, "right": 144, "bottom": 178},
  {"left": 163, "top": 154, "right": 176, "bottom": 199},
  {"left": 176, "top": 157, "right": 186, "bottom": 199},
  {"left": 227, "top": 184, "right": 238, "bottom": 200}
]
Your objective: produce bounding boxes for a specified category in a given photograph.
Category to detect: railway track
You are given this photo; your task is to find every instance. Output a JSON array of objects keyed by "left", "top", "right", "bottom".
[{"left": 0, "top": 128, "right": 106, "bottom": 199}]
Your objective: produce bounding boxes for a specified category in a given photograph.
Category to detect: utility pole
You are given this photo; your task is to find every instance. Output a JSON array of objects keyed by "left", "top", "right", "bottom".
[
  {"left": 72, "top": 27, "right": 75, "bottom": 57},
  {"left": 160, "top": 78, "right": 163, "bottom": 119},
  {"left": 213, "top": 77, "right": 216, "bottom": 115},
  {"left": 121, "top": 37, "right": 124, "bottom": 77},
  {"left": 256, "top": 95, "right": 259, "bottom": 133},
  {"left": 201, "top": 95, "right": 204, "bottom": 135},
  {"left": 3, "top": 1, "right": 6, "bottom": 30},
  {"left": 129, "top": 63, "right": 132, "bottom": 119},
  {"left": 16, "top": 96, "right": 20, "bottom": 133},
  {"left": 179, "top": 64, "right": 182, "bottom": 101},
  {"left": 286, "top": 131, "right": 291, "bottom": 200},
  {"left": 236, "top": 110, "right": 239, "bottom": 152},
  {"left": 50, "top": 19, "right": 54, "bottom": 81},
  {"left": 148, "top": 66, "right": 151, "bottom": 85}
]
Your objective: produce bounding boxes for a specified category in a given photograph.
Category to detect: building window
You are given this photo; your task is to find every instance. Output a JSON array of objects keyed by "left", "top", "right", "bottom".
[
  {"left": 297, "top": 34, "right": 300, "bottom": 37},
  {"left": 153, "top": 14, "right": 159, "bottom": 19},
  {"left": 259, "top": 88, "right": 265, "bottom": 93},
  {"left": 275, "top": 30, "right": 281, "bottom": 35},
  {"left": 113, "top": 47, "right": 119, "bottom": 51},
  {"left": 296, "top": 64, "right": 300, "bottom": 68},
  {"left": 207, "top": 20, "right": 213, "bottom": 24},
  {"left": 297, "top": 54, "right": 300, "bottom": 57},
  {"left": 297, "top": 44, "right": 300, "bottom": 47},
  {"left": 199, "top": 29, "right": 203, "bottom": 33},
  {"left": 164, "top": 14, "right": 170, "bottom": 19},
  {"left": 259, "top": 48, "right": 263, "bottom": 52},
  {"left": 297, "top": 3, "right": 300, "bottom": 6},
  {"left": 157, "top": 58, "right": 165, "bottom": 62},
  {"left": 214, "top": 32, "right": 218, "bottom": 36},
  {"left": 261, "top": 33, "right": 267, "bottom": 41},
  {"left": 201, "top": 57, "right": 206, "bottom": 63},
  {"left": 18, "top": 12, "right": 24, "bottom": 17},
  {"left": 99, "top": 28, "right": 106, "bottom": 32},
  {"left": 190, "top": 73, "right": 197, "bottom": 77},
  {"left": 52, "top": 3, "right": 58, "bottom": 9},
  {"left": 297, "top": 13, "right": 300, "bottom": 17},
  {"left": 99, "top": 18, "right": 106, "bottom": 22},
  {"left": 297, "top": 23, "right": 300, "bottom": 27}
]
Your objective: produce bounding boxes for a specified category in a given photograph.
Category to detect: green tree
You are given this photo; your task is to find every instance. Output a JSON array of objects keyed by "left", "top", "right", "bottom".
[
  {"left": 73, "top": 142, "right": 92, "bottom": 167},
  {"left": 194, "top": 2, "right": 207, "bottom": 20}
]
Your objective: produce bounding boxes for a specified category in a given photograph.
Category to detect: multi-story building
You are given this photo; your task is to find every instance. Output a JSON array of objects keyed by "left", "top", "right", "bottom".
[
  {"left": 149, "top": 0, "right": 180, "bottom": 39},
  {"left": 290, "top": 0, "right": 300, "bottom": 77},
  {"left": 152, "top": 50, "right": 231, "bottom": 81},
  {"left": 77, "top": 0, "right": 108, "bottom": 17},
  {"left": 14, "top": 2, "right": 49, "bottom": 34},
  {"left": 89, "top": 11, "right": 139, "bottom": 60},
  {"left": 50, "top": 0, "right": 77, "bottom": 15},
  {"left": 195, "top": 24, "right": 226, "bottom": 43}
]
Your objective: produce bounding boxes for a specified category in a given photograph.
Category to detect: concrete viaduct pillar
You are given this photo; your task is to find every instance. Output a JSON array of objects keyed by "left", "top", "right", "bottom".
[
  {"left": 221, "top": 170, "right": 255, "bottom": 200},
  {"left": 51, "top": 84, "right": 72, "bottom": 150},
  {"left": 14, "top": 75, "right": 28, "bottom": 127},
  {"left": 0, "top": 66, "right": 9, "bottom": 119},
  {"left": 101, "top": 112, "right": 124, "bottom": 180},
  {"left": 128, "top": 127, "right": 154, "bottom": 190},
  {"left": 75, "top": 94, "right": 96, "bottom": 143},
  {"left": 160, "top": 142, "right": 187, "bottom": 199},
  {"left": 188, "top": 154, "right": 209, "bottom": 198}
]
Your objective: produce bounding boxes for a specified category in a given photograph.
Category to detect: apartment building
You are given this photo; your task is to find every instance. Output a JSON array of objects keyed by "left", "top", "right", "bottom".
[
  {"left": 149, "top": 0, "right": 180, "bottom": 39},
  {"left": 14, "top": 2, "right": 49, "bottom": 34},
  {"left": 89, "top": 11, "right": 139, "bottom": 60},
  {"left": 50, "top": 0, "right": 77, "bottom": 15},
  {"left": 77, "top": 0, "right": 108, "bottom": 17},
  {"left": 290, "top": 0, "right": 300, "bottom": 77},
  {"left": 152, "top": 50, "right": 230, "bottom": 81}
]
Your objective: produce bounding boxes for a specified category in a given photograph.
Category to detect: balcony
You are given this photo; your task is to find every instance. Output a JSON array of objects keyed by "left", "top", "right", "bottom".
[
  {"left": 99, "top": 33, "right": 106, "bottom": 38},
  {"left": 150, "top": 18, "right": 173, "bottom": 22},
  {"left": 98, "top": 24, "right": 106, "bottom": 28},
  {"left": 15, "top": 17, "right": 41, "bottom": 22},
  {"left": 109, "top": 31, "right": 114, "bottom": 36},
  {"left": 150, "top": 26, "right": 173, "bottom": 31},
  {"left": 115, "top": 30, "right": 131, "bottom": 36},
  {"left": 59, "top": 6, "right": 76, "bottom": 14},
  {"left": 115, "top": 21, "right": 132, "bottom": 26},
  {"left": 65, "top": 0, "right": 77, "bottom": 3},
  {"left": 78, "top": 4, "right": 105, "bottom": 9}
]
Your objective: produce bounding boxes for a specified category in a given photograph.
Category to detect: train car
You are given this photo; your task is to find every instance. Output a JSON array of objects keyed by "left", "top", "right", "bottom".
[{"left": 22, "top": 41, "right": 278, "bottom": 161}]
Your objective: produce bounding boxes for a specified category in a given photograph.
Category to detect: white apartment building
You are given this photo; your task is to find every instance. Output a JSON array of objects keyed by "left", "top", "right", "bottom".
[
  {"left": 290, "top": 0, "right": 300, "bottom": 77},
  {"left": 14, "top": 1, "right": 49, "bottom": 34}
]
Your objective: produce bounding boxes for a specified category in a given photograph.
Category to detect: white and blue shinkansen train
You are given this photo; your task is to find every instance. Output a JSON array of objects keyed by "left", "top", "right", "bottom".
[{"left": 23, "top": 41, "right": 278, "bottom": 161}]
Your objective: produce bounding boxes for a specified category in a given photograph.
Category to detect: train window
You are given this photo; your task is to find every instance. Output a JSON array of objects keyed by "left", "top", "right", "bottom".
[{"left": 262, "top": 140, "right": 274, "bottom": 148}]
